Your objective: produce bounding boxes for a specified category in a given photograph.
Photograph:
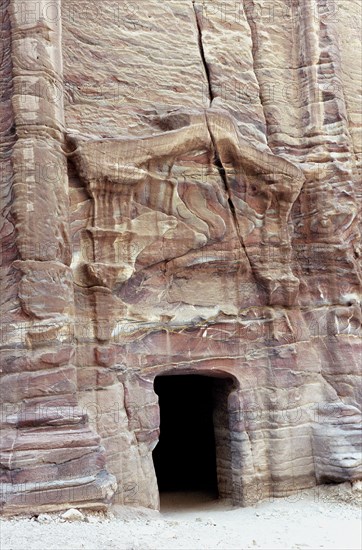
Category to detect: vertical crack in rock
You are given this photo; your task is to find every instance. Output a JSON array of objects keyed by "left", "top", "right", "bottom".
[
  {"left": 205, "top": 114, "right": 255, "bottom": 276},
  {"left": 192, "top": 0, "right": 213, "bottom": 105}
]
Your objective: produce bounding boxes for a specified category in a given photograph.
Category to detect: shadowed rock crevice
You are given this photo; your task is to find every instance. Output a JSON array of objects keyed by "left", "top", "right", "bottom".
[
  {"left": 204, "top": 111, "right": 255, "bottom": 277},
  {"left": 192, "top": 0, "right": 213, "bottom": 105}
]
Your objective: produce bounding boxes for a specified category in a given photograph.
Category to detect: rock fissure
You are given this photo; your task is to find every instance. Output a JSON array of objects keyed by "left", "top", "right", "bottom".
[
  {"left": 191, "top": 1, "right": 213, "bottom": 105},
  {"left": 204, "top": 113, "right": 254, "bottom": 267}
]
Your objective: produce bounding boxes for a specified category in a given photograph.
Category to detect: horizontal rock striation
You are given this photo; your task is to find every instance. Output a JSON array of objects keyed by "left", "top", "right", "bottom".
[{"left": 0, "top": 0, "right": 116, "bottom": 515}]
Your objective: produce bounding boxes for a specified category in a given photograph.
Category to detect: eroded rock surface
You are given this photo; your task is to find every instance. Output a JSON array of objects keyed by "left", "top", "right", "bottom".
[{"left": 0, "top": 0, "right": 361, "bottom": 513}]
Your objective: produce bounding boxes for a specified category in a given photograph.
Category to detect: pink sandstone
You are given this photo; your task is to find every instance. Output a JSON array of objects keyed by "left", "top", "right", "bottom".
[{"left": 0, "top": 0, "right": 361, "bottom": 514}]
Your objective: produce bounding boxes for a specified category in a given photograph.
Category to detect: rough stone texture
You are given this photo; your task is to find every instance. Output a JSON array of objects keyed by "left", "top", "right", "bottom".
[{"left": 0, "top": 0, "right": 361, "bottom": 513}]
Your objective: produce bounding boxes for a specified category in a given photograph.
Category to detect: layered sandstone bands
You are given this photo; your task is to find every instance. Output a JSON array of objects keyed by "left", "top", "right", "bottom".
[
  {"left": 1, "top": 0, "right": 116, "bottom": 514},
  {"left": 0, "top": 0, "right": 361, "bottom": 513},
  {"left": 68, "top": 108, "right": 305, "bottom": 307}
]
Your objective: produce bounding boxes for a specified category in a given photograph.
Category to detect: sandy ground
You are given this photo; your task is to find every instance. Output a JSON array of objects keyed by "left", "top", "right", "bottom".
[{"left": 1, "top": 484, "right": 361, "bottom": 550}]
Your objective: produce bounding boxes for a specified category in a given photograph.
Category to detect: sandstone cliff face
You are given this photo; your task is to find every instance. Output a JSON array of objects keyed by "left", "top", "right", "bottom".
[{"left": 1, "top": 1, "right": 361, "bottom": 513}]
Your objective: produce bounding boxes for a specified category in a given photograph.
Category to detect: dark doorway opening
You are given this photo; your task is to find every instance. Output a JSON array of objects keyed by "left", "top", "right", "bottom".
[{"left": 153, "top": 374, "right": 231, "bottom": 497}]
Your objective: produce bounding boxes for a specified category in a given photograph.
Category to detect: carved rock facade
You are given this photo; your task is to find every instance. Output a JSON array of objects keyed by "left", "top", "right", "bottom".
[{"left": 0, "top": 1, "right": 361, "bottom": 513}]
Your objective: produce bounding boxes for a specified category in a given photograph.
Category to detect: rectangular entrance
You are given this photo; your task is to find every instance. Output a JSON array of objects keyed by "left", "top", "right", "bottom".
[{"left": 152, "top": 374, "right": 234, "bottom": 499}]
